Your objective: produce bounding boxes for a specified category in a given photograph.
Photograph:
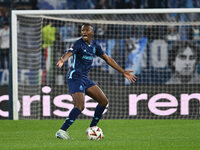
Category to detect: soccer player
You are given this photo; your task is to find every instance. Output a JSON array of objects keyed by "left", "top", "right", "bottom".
[{"left": 56, "top": 23, "right": 137, "bottom": 139}]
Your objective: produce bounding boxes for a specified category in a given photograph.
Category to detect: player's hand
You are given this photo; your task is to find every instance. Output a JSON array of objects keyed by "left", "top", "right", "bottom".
[
  {"left": 123, "top": 71, "right": 137, "bottom": 83},
  {"left": 57, "top": 58, "right": 64, "bottom": 68}
]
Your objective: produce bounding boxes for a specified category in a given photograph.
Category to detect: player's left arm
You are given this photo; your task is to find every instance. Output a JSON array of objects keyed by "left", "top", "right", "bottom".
[{"left": 101, "top": 54, "right": 137, "bottom": 83}]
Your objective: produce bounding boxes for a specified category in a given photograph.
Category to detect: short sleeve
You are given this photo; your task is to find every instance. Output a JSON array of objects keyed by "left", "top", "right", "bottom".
[
  {"left": 66, "top": 40, "right": 81, "bottom": 54},
  {"left": 95, "top": 44, "right": 105, "bottom": 57}
]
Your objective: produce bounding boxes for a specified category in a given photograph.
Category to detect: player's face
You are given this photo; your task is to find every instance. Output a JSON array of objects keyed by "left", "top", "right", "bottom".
[
  {"left": 81, "top": 25, "right": 94, "bottom": 43},
  {"left": 174, "top": 47, "right": 197, "bottom": 76}
]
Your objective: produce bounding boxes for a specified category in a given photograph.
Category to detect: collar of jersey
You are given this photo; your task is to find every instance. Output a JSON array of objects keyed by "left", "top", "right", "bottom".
[{"left": 81, "top": 38, "right": 94, "bottom": 47}]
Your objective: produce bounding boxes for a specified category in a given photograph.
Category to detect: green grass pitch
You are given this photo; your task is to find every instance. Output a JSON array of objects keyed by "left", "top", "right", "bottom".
[{"left": 0, "top": 120, "right": 200, "bottom": 150}]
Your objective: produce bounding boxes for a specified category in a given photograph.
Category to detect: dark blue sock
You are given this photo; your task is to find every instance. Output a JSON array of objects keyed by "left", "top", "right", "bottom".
[
  {"left": 90, "top": 104, "right": 106, "bottom": 127},
  {"left": 61, "top": 107, "right": 81, "bottom": 131}
]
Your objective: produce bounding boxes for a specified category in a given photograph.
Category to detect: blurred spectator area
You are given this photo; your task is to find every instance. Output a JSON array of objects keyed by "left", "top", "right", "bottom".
[
  {"left": 0, "top": 0, "right": 37, "bottom": 10},
  {"left": 0, "top": 0, "right": 200, "bottom": 13},
  {"left": 0, "top": 0, "right": 37, "bottom": 27},
  {"left": 0, "top": 0, "right": 200, "bottom": 11},
  {"left": 35, "top": 0, "right": 200, "bottom": 10}
]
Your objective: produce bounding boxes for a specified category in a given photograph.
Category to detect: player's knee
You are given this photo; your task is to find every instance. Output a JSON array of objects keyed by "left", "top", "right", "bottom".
[
  {"left": 74, "top": 103, "right": 85, "bottom": 111},
  {"left": 100, "top": 99, "right": 108, "bottom": 107},
  {"left": 80, "top": 105, "right": 85, "bottom": 111}
]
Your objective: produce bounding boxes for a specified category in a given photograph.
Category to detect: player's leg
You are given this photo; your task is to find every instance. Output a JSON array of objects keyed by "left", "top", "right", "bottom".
[
  {"left": 86, "top": 85, "right": 108, "bottom": 127},
  {"left": 56, "top": 78, "right": 86, "bottom": 139},
  {"left": 56, "top": 92, "right": 85, "bottom": 139},
  {"left": 60, "top": 92, "right": 85, "bottom": 130}
]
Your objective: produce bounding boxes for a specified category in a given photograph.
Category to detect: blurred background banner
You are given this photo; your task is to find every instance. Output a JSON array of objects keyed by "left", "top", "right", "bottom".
[
  {"left": 1, "top": 85, "right": 200, "bottom": 119},
  {"left": 1, "top": 39, "right": 199, "bottom": 85}
]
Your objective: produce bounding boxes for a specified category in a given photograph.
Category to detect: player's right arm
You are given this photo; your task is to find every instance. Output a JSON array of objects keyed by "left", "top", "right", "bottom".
[
  {"left": 57, "top": 51, "right": 73, "bottom": 68},
  {"left": 57, "top": 40, "right": 81, "bottom": 68}
]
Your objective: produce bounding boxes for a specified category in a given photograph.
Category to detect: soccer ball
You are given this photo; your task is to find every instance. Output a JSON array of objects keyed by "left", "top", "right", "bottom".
[{"left": 86, "top": 126, "right": 104, "bottom": 140}]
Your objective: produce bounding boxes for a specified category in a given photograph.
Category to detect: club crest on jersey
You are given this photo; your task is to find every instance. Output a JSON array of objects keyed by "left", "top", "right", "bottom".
[{"left": 80, "top": 85, "right": 83, "bottom": 90}]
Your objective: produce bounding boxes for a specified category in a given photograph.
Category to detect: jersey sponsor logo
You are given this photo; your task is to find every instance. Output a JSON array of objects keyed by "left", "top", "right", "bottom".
[{"left": 82, "top": 55, "right": 93, "bottom": 60}]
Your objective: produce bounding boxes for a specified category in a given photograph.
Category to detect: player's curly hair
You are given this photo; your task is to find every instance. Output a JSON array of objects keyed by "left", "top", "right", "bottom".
[{"left": 168, "top": 41, "right": 200, "bottom": 73}]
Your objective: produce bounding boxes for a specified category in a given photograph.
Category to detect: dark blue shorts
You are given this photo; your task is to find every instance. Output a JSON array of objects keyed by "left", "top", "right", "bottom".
[{"left": 67, "top": 77, "right": 96, "bottom": 95}]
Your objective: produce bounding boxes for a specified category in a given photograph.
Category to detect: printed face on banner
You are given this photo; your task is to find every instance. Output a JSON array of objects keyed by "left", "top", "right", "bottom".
[{"left": 174, "top": 47, "right": 197, "bottom": 76}]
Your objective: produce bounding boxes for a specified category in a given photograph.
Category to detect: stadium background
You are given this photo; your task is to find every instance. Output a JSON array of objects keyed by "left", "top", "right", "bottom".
[
  {"left": 1, "top": 0, "right": 200, "bottom": 120},
  {"left": 0, "top": 1, "right": 200, "bottom": 150}
]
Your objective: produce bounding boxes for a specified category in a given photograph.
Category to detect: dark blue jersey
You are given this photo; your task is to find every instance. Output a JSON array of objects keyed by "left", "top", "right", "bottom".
[{"left": 67, "top": 38, "right": 105, "bottom": 79}]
